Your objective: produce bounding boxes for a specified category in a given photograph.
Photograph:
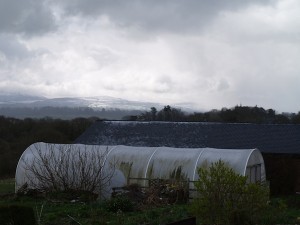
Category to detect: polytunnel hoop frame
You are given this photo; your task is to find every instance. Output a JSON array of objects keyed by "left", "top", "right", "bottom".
[
  {"left": 244, "top": 148, "right": 257, "bottom": 176},
  {"left": 102, "top": 145, "right": 118, "bottom": 168},
  {"left": 144, "top": 147, "right": 159, "bottom": 179},
  {"left": 192, "top": 148, "right": 205, "bottom": 181}
]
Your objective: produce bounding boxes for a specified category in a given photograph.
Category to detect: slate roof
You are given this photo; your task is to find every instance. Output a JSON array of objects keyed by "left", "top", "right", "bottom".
[{"left": 75, "top": 121, "right": 300, "bottom": 154}]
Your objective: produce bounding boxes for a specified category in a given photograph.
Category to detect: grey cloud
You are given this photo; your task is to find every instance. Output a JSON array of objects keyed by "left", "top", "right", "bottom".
[
  {"left": 56, "top": 0, "right": 272, "bottom": 33},
  {"left": 0, "top": 35, "right": 31, "bottom": 60},
  {"left": 152, "top": 75, "right": 174, "bottom": 93},
  {"left": 217, "top": 78, "right": 230, "bottom": 91},
  {"left": 0, "top": 0, "right": 56, "bottom": 35}
]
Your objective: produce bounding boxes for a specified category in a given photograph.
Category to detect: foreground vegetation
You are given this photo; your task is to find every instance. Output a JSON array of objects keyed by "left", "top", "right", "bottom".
[
  {"left": 191, "top": 160, "right": 270, "bottom": 225},
  {"left": 0, "top": 197, "right": 190, "bottom": 225},
  {"left": 0, "top": 116, "right": 95, "bottom": 178},
  {"left": 1, "top": 178, "right": 300, "bottom": 225},
  {"left": 0, "top": 179, "right": 191, "bottom": 225}
]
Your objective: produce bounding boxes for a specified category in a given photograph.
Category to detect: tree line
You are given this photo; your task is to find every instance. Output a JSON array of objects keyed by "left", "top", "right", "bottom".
[
  {"left": 0, "top": 106, "right": 142, "bottom": 120},
  {"left": 135, "top": 105, "right": 300, "bottom": 124},
  {"left": 0, "top": 116, "right": 95, "bottom": 178},
  {"left": 1, "top": 104, "right": 300, "bottom": 180}
]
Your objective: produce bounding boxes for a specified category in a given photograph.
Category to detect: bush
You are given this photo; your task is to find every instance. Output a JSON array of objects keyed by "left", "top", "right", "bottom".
[
  {"left": 0, "top": 204, "right": 36, "bottom": 225},
  {"left": 190, "top": 160, "right": 269, "bottom": 225},
  {"left": 22, "top": 143, "right": 116, "bottom": 200}
]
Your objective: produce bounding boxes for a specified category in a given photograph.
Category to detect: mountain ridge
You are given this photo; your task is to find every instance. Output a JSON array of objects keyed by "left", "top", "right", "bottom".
[
  {"left": 0, "top": 93, "right": 195, "bottom": 119},
  {"left": 0, "top": 94, "right": 161, "bottom": 110},
  {"left": 0, "top": 93, "right": 195, "bottom": 111}
]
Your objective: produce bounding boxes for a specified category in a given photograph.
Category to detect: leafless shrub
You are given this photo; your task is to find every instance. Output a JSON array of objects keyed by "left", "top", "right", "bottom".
[{"left": 22, "top": 143, "right": 115, "bottom": 199}]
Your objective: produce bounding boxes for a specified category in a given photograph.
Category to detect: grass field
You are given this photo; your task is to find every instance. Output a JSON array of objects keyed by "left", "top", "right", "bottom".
[{"left": 0, "top": 178, "right": 300, "bottom": 225}]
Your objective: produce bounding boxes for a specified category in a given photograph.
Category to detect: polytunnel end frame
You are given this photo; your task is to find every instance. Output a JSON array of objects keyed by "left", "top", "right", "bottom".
[
  {"left": 244, "top": 148, "right": 258, "bottom": 177},
  {"left": 15, "top": 142, "right": 46, "bottom": 193}
]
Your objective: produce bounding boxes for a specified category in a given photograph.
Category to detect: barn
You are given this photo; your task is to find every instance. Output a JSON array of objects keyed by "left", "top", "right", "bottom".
[{"left": 74, "top": 120, "right": 300, "bottom": 195}]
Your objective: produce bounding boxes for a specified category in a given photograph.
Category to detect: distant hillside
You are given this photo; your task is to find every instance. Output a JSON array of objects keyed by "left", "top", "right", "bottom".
[
  {"left": 0, "top": 94, "right": 165, "bottom": 110},
  {"left": 0, "top": 93, "right": 175, "bottom": 119},
  {"left": 0, "top": 106, "right": 144, "bottom": 120}
]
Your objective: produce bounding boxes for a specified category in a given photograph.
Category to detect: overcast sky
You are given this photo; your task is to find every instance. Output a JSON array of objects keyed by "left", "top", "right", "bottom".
[{"left": 0, "top": 0, "right": 299, "bottom": 112}]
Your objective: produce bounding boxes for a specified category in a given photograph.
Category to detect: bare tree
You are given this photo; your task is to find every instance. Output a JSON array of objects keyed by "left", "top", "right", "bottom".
[{"left": 22, "top": 143, "right": 116, "bottom": 199}]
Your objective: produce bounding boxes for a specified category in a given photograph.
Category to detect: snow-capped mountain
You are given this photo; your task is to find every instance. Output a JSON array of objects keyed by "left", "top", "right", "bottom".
[
  {"left": 0, "top": 93, "right": 47, "bottom": 104},
  {"left": 0, "top": 93, "right": 197, "bottom": 119},
  {"left": 0, "top": 93, "right": 165, "bottom": 111}
]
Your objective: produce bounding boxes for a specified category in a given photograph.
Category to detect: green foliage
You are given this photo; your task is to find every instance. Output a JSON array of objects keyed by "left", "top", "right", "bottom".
[
  {"left": 169, "top": 166, "right": 186, "bottom": 180},
  {"left": 190, "top": 160, "right": 269, "bottom": 225},
  {"left": 0, "top": 116, "right": 94, "bottom": 178},
  {"left": 138, "top": 105, "right": 186, "bottom": 121},
  {"left": 283, "top": 194, "right": 300, "bottom": 208},
  {"left": 121, "top": 204, "right": 190, "bottom": 225},
  {"left": 138, "top": 105, "right": 300, "bottom": 124},
  {"left": 0, "top": 189, "right": 299, "bottom": 225},
  {"left": 258, "top": 195, "right": 300, "bottom": 224}
]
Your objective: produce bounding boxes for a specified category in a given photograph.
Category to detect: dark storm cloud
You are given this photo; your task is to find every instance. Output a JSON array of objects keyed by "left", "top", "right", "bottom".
[
  {"left": 56, "top": 0, "right": 272, "bottom": 32},
  {"left": 0, "top": 0, "right": 56, "bottom": 35}
]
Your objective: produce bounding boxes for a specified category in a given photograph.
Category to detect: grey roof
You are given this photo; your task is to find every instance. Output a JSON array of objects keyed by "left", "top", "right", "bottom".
[{"left": 75, "top": 121, "right": 300, "bottom": 154}]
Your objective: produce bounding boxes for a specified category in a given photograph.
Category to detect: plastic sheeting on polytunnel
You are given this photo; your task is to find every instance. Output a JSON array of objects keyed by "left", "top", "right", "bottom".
[
  {"left": 107, "top": 146, "right": 265, "bottom": 184},
  {"left": 16, "top": 142, "right": 266, "bottom": 197},
  {"left": 15, "top": 142, "right": 126, "bottom": 198}
]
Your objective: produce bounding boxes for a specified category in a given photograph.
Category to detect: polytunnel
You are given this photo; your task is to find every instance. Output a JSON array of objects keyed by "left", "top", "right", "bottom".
[{"left": 16, "top": 142, "right": 266, "bottom": 197}]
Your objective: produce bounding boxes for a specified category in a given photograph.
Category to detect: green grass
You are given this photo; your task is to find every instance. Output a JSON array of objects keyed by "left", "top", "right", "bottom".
[{"left": 0, "top": 196, "right": 190, "bottom": 225}]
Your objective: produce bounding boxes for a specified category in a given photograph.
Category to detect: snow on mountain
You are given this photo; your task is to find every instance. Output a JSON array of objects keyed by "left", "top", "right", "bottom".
[
  {"left": 0, "top": 93, "right": 197, "bottom": 113},
  {"left": 0, "top": 94, "right": 165, "bottom": 111},
  {"left": 0, "top": 93, "right": 46, "bottom": 104}
]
